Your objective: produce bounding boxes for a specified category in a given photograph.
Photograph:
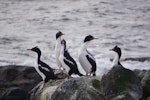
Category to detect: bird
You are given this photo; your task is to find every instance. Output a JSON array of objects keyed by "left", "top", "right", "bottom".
[
  {"left": 78, "top": 35, "right": 97, "bottom": 76},
  {"left": 27, "top": 46, "right": 57, "bottom": 84},
  {"left": 55, "top": 31, "right": 64, "bottom": 72},
  {"left": 110, "top": 45, "right": 122, "bottom": 67},
  {"left": 59, "top": 39, "right": 83, "bottom": 78}
]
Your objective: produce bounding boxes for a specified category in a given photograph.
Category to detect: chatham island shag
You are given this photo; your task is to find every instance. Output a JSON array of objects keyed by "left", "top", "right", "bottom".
[
  {"left": 59, "top": 39, "right": 83, "bottom": 78},
  {"left": 55, "top": 31, "right": 64, "bottom": 71},
  {"left": 78, "top": 35, "right": 97, "bottom": 76},
  {"left": 28, "top": 46, "right": 57, "bottom": 89},
  {"left": 110, "top": 45, "right": 122, "bottom": 67}
]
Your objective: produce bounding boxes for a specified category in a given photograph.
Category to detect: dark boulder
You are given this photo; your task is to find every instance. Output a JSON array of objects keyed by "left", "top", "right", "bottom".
[
  {"left": 134, "top": 69, "right": 147, "bottom": 81},
  {"left": 0, "top": 65, "right": 41, "bottom": 97},
  {"left": 100, "top": 65, "right": 143, "bottom": 100},
  {"left": 0, "top": 65, "right": 67, "bottom": 98},
  {"left": 1, "top": 68, "right": 19, "bottom": 81},
  {"left": 141, "top": 70, "right": 150, "bottom": 99},
  {"left": 0, "top": 87, "right": 29, "bottom": 100}
]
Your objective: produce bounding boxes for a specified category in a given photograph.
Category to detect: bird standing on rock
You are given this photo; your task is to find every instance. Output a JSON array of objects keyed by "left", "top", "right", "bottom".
[
  {"left": 55, "top": 31, "right": 64, "bottom": 72},
  {"left": 78, "top": 35, "right": 97, "bottom": 76},
  {"left": 110, "top": 45, "right": 122, "bottom": 67},
  {"left": 59, "top": 39, "right": 83, "bottom": 78},
  {"left": 28, "top": 46, "right": 57, "bottom": 89}
]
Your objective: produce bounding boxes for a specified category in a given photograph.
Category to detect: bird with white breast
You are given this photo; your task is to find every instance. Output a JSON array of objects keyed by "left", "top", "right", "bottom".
[
  {"left": 78, "top": 35, "right": 97, "bottom": 76},
  {"left": 55, "top": 31, "right": 64, "bottom": 72},
  {"left": 28, "top": 46, "right": 57, "bottom": 90},
  {"left": 110, "top": 45, "right": 122, "bottom": 67}
]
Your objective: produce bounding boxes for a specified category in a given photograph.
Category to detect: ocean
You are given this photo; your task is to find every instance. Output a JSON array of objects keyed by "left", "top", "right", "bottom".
[{"left": 0, "top": 0, "right": 150, "bottom": 76}]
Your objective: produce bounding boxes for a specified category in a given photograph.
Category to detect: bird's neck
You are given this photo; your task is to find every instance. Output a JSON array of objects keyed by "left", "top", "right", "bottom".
[
  {"left": 60, "top": 45, "right": 65, "bottom": 55},
  {"left": 37, "top": 53, "right": 41, "bottom": 63},
  {"left": 56, "top": 37, "right": 61, "bottom": 45},
  {"left": 81, "top": 42, "right": 89, "bottom": 51},
  {"left": 112, "top": 52, "right": 121, "bottom": 66}
]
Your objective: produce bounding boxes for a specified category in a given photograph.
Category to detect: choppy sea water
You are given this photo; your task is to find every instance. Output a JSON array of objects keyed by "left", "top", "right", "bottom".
[{"left": 0, "top": 0, "right": 150, "bottom": 75}]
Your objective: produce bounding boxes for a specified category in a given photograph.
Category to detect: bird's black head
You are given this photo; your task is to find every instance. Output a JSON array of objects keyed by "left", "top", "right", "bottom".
[
  {"left": 110, "top": 45, "right": 122, "bottom": 58},
  {"left": 56, "top": 31, "right": 64, "bottom": 39},
  {"left": 28, "top": 46, "right": 41, "bottom": 55},
  {"left": 61, "top": 39, "right": 66, "bottom": 49},
  {"left": 84, "top": 35, "right": 96, "bottom": 43}
]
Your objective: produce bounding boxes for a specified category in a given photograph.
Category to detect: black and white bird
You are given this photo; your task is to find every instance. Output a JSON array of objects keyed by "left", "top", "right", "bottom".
[
  {"left": 110, "top": 45, "right": 122, "bottom": 67},
  {"left": 59, "top": 39, "right": 83, "bottom": 78},
  {"left": 28, "top": 46, "right": 57, "bottom": 84},
  {"left": 55, "top": 31, "right": 64, "bottom": 70},
  {"left": 78, "top": 35, "right": 97, "bottom": 76}
]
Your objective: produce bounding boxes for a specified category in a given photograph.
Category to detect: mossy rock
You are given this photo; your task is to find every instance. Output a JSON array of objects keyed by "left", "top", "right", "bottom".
[
  {"left": 112, "top": 67, "right": 135, "bottom": 90},
  {"left": 92, "top": 79, "right": 101, "bottom": 90},
  {"left": 100, "top": 65, "right": 142, "bottom": 100}
]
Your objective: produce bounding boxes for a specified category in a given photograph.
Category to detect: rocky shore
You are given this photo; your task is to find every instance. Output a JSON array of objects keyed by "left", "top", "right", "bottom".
[{"left": 0, "top": 65, "right": 149, "bottom": 100}]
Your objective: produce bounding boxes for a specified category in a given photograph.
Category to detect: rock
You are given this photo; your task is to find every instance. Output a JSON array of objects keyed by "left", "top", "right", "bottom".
[
  {"left": 100, "top": 65, "right": 143, "bottom": 100},
  {"left": 141, "top": 70, "right": 150, "bottom": 99},
  {"left": 1, "top": 67, "right": 19, "bottom": 81},
  {"left": 0, "top": 87, "right": 29, "bottom": 100},
  {"left": 0, "top": 65, "right": 41, "bottom": 97},
  {"left": 0, "top": 65, "right": 67, "bottom": 98},
  {"left": 30, "top": 76, "right": 105, "bottom": 100},
  {"left": 52, "top": 77, "right": 105, "bottom": 100},
  {"left": 134, "top": 69, "right": 150, "bottom": 99},
  {"left": 30, "top": 79, "right": 65, "bottom": 100},
  {"left": 40, "top": 86, "right": 58, "bottom": 100},
  {"left": 134, "top": 69, "right": 147, "bottom": 81},
  {"left": 2, "top": 65, "right": 147, "bottom": 100}
]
